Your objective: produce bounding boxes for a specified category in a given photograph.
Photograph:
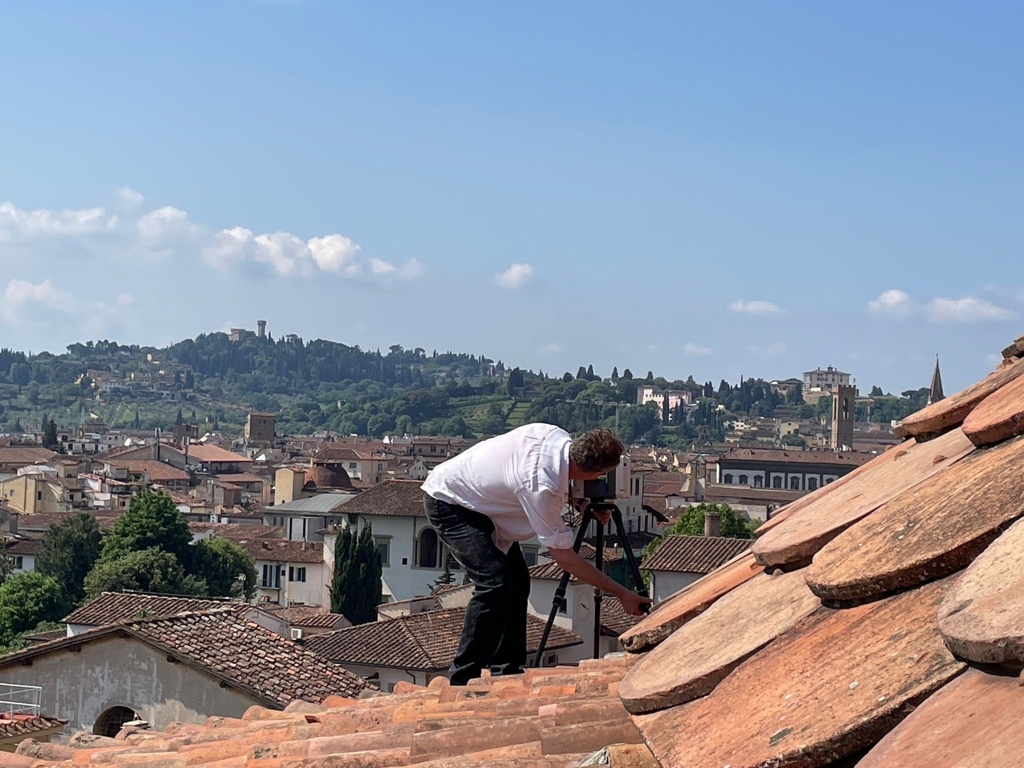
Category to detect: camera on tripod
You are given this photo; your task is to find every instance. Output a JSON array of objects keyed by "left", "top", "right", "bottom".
[{"left": 570, "top": 455, "right": 631, "bottom": 502}]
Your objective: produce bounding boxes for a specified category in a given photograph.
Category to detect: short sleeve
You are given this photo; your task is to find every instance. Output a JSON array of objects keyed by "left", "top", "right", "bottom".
[{"left": 515, "top": 486, "right": 575, "bottom": 550}]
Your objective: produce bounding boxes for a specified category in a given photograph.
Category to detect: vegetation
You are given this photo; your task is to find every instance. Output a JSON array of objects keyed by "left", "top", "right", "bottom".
[
  {"left": 330, "top": 525, "right": 383, "bottom": 625},
  {"left": 0, "top": 572, "right": 65, "bottom": 647},
  {"left": 36, "top": 512, "right": 103, "bottom": 611}
]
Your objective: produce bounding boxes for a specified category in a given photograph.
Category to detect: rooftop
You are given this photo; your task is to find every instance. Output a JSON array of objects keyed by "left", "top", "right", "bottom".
[
  {"left": 641, "top": 535, "right": 752, "bottom": 574},
  {"left": 331, "top": 479, "right": 425, "bottom": 519},
  {"left": 237, "top": 537, "right": 324, "bottom": 564},
  {"left": 718, "top": 446, "right": 875, "bottom": 466},
  {"left": 186, "top": 443, "right": 253, "bottom": 464},
  {"left": 305, "top": 606, "right": 582, "bottom": 670},
  {"left": 63, "top": 591, "right": 242, "bottom": 627},
  {"left": 104, "top": 459, "right": 191, "bottom": 482}
]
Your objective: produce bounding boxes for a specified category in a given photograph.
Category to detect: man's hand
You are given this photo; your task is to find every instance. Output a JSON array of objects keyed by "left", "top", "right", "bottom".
[{"left": 617, "top": 590, "right": 652, "bottom": 616}]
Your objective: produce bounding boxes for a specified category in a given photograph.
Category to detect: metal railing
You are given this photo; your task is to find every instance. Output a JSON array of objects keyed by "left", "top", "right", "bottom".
[{"left": 0, "top": 683, "right": 41, "bottom": 717}]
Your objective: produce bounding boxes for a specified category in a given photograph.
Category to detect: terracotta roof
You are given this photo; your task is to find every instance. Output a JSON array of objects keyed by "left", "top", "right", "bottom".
[
  {"left": 0, "top": 713, "right": 67, "bottom": 739},
  {"left": 63, "top": 592, "right": 241, "bottom": 627},
  {"left": 718, "top": 446, "right": 874, "bottom": 467},
  {"left": 306, "top": 607, "right": 582, "bottom": 670},
  {"left": 1, "top": 609, "right": 368, "bottom": 708},
  {"left": 187, "top": 443, "right": 252, "bottom": 464},
  {"left": 4, "top": 537, "right": 40, "bottom": 555},
  {"left": 304, "top": 463, "right": 354, "bottom": 490},
  {"left": 106, "top": 459, "right": 190, "bottom": 481},
  {"left": 7, "top": 655, "right": 646, "bottom": 765},
  {"left": 332, "top": 479, "right": 425, "bottom": 518},
  {"left": 237, "top": 537, "right": 324, "bottom": 564},
  {"left": 0, "top": 446, "right": 57, "bottom": 466},
  {"left": 260, "top": 605, "right": 347, "bottom": 628},
  {"left": 641, "top": 535, "right": 752, "bottom": 574},
  {"left": 23, "top": 627, "right": 67, "bottom": 644}
]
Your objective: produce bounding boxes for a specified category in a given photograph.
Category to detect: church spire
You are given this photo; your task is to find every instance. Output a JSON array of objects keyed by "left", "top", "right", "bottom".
[{"left": 927, "top": 355, "right": 944, "bottom": 405}]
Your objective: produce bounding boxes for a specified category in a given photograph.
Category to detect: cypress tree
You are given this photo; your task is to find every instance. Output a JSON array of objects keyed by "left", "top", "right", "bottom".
[{"left": 330, "top": 524, "right": 382, "bottom": 625}]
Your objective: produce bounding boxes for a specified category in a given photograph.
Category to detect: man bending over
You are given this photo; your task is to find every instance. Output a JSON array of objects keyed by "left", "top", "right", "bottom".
[{"left": 422, "top": 424, "right": 651, "bottom": 685}]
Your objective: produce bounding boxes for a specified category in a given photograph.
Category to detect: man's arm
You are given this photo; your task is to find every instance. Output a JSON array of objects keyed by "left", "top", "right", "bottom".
[{"left": 547, "top": 547, "right": 651, "bottom": 616}]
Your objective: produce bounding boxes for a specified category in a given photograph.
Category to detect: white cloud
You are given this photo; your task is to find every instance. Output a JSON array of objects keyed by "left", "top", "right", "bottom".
[
  {"left": 868, "top": 289, "right": 915, "bottom": 317},
  {"left": 116, "top": 187, "right": 145, "bottom": 210},
  {"left": 730, "top": 299, "right": 781, "bottom": 315},
  {"left": 748, "top": 342, "right": 787, "bottom": 357},
  {"left": 537, "top": 342, "right": 565, "bottom": 355},
  {"left": 927, "top": 296, "right": 1016, "bottom": 323},
  {"left": 0, "top": 202, "right": 116, "bottom": 240},
  {"left": 496, "top": 263, "right": 534, "bottom": 289},
  {"left": 683, "top": 342, "right": 712, "bottom": 356},
  {"left": 309, "top": 234, "right": 361, "bottom": 276},
  {"left": 0, "top": 278, "right": 136, "bottom": 337},
  {"left": 868, "top": 289, "right": 1015, "bottom": 323},
  {"left": 1, "top": 279, "right": 75, "bottom": 323},
  {"left": 2, "top": 190, "right": 423, "bottom": 284}
]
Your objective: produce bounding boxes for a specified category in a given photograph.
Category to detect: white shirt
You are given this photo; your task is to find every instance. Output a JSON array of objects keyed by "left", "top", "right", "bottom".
[{"left": 422, "top": 423, "right": 575, "bottom": 553}]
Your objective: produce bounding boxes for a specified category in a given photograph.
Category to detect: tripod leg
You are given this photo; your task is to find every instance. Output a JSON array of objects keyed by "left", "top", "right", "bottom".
[
  {"left": 593, "top": 517, "right": 604, "bottom": 659},
  {"left": 531, "top": 507, "right": 593, "bottom": 668},
  {"left": 610, "top": 506, "right": 650, "bottom": 604}
]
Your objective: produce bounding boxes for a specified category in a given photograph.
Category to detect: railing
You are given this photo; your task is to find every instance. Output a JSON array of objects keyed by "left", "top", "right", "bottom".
[{"left": 0, "top": 683, "right": 41, "bottom": 717}]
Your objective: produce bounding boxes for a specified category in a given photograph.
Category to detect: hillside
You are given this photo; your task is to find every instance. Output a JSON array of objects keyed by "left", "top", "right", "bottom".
[{"left": 0, "top": 333, "right": 925, "bottom": 447}]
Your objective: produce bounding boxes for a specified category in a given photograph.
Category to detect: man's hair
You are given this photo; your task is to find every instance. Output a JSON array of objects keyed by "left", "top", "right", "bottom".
[{"left": 569, "top": 429, "right": 624, "bottom": 474}]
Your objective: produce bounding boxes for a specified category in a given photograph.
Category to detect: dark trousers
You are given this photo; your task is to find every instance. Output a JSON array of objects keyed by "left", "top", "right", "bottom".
[{"left": 423, "top": 494, "right": 530, "bottom": 685}]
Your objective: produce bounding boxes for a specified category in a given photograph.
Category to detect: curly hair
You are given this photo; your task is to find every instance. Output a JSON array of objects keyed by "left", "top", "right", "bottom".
[{"left": 569, "top": 428, "right": 624, "bottom": 473}]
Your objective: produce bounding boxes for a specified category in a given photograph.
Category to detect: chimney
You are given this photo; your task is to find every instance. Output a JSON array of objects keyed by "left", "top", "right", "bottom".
[{"left": 704, "top": 509, "right": 721, "bottom": 538}]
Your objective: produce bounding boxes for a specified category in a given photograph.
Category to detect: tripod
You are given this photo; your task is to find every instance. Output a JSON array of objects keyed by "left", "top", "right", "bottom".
[{"left": 532, "top": 501, "right": 650, "bottom": 666}]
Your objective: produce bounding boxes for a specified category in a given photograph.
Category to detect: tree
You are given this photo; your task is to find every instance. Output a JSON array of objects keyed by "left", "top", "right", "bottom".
[
  {"left": 870, "top": 385, "right": 884, "bottom": 397},
  {"left": 36, "top": 512, "right": 102, "bottom": 610},
  {"left": 192, "top": 538, "right": 256, "bottom": 599},
  {"left": 611, "top": 367, "right": 619, "bottom": 383},
  {"left": 100, "top": 489, "right": 193, "bottom": 566},
  {"left": 0, "top": 572, "right": 65, "bottom": 647},
  {"left": 330, "top": 525, "right": 382, "bottom": 625},
  {"left": 42, "top": 418, "right": 60, "bottom": 452},
  {"left": 84, "top": 548, "right": 203, "bottom": 598},
  {"left": 433, "top": 556, "right": 455, "bottom": 589},
  {"left": 657, "top": 503, "right": 756, "bottom": 540}
]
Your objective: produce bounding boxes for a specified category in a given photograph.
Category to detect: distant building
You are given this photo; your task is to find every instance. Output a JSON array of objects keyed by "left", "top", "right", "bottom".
[
  {"left": 636, "top": 386, "right": 693, "bottom": 423},
  {"left": 716, "top": 446, "right": 872, "bottom": 492},
  {"left": 831, "top": 385, "right": 856, "bottom": 451},
  {"left": 244, "top": 412, "right": 276, "bottom": 443},
  {"left": 803, "top": 366, "right": 851, "bottom": 392},
  {"left": 928, "top": 356, "right": 945, "bottom": 405}
]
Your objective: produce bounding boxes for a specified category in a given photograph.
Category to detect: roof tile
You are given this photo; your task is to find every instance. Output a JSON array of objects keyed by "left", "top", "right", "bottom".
[{"left": 640, "top": 535, "right": 751, "bottom": 574}]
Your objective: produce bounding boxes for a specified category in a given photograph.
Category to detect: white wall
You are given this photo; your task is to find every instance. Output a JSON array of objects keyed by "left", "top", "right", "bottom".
[
  {"left": 650, "top": 570, "right": 701, "bottom": 603},
  {"left": 528, "top": 577, "right": 617, "bottom": 662},
  {"left": 0, "top": 635, "right": 258, "bottom": 734}
]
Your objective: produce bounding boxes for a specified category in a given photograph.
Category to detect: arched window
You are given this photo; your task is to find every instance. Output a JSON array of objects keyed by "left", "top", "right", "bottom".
[
  {"left": 94, "top": 707, "right": 139, "bottom": 738},
  {"left": 790, "top": 476, "right": 801, "bottom": 490},
  {"left": 754, "top": 476, "right": 763, "bottom": 488},
  {"left": 808, "top": 477, "right": 818, "bottom": 491},
  {"left": 418, "top": 528, "right": 440, "bottom": 569},
  {"left": 772, "top": 476, "right": 782, "bottom": 489},
  {"left": 738, "top": 475, "right": 748, "bottom": 485},
  {"left": 723, "top": 474, "right": 734, "bottom": 484}
]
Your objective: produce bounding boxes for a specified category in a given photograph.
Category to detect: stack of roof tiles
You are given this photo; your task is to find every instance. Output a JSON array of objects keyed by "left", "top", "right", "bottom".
[
  {"left": 5, "top": 657, "right": 651, "bottom": 767},
  {"left": 10, "top": 333, "right": 1024, "bottom": 767},
  {"left": 614, "top": 334, "right": 1024, "bottom": 767}
]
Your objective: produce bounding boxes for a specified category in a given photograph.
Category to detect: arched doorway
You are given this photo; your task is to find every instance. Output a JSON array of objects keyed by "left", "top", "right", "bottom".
[
  {"left": 417, "top": 528, "right": 440, "bottom": 568},
  {"left": 94, "top": 706, "right": 140, "bottom": 737}
]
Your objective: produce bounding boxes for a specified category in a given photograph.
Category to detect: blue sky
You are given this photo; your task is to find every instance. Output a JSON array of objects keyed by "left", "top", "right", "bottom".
[{"left": 1, "top": 2, "right": 1021, "bottom": 393}]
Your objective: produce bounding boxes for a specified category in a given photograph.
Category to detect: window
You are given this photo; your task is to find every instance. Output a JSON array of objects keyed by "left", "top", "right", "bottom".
[
  {"left": 430, "top": 445, "right": 436, "bottom": 453},
  {"left": 418, "top": 528, "right": 441, "bottom": 568},
  {"left": 772, "top": 476, "right": 783, "bottom": 489},
  {"left": 10, "top": 556, "right": 22, "bottom": 570},
  {"left": 723, "top": 474, "right": 733, "bottom": 484},
  {"left": 349, "top": 462, "right": 357, "bottom": 470},
  {"left": 36, "top": 491, "right": 43, "bottom": 501},
  {"left": 754, "top": 476, "right": 763, "bottom": 488},
  {"left": 288, "top": 566, "right": 306, "bottom": 582},
  {"left": 374, "top": 536, "right": 391, "bottom": 566},
  {"left": 790, "top": 476, "right": 801, "bottom": 490},
  {"left": 627, "top": 519, "right": 634, "bottom": 532},
  {"left": 521, "top": 546, "right": 538, "bottom": 567},
  {"left": 808, "top": 477, "right": 819, "bottom": 491},
  {"left": 261, "top": 564, "right": 281, "bottom": 589},
  {"left": 738, "top": 475, "right": 748, "bottom": 485}
]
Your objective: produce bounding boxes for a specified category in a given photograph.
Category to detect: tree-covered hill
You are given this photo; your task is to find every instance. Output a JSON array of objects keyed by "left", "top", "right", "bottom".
[{"left": 0, "top": 332, "right": 925, "bottom": 446}]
